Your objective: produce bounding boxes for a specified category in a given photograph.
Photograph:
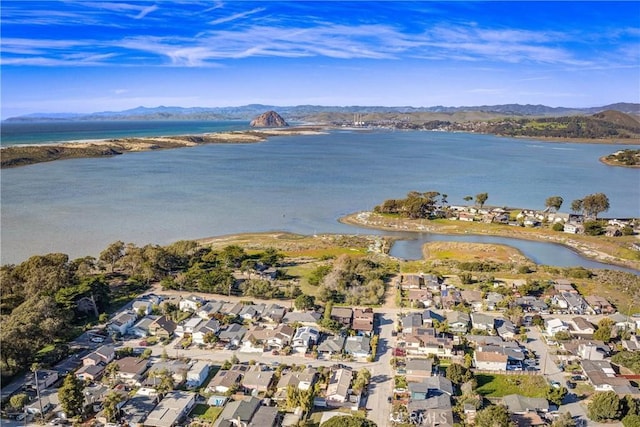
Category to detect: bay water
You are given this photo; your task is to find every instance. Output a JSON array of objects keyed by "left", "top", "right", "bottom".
[{"left": 1, "top": 124, "right": 639, "bottom": 270}]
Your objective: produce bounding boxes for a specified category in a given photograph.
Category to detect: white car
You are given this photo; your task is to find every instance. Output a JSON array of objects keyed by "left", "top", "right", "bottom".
[{"left": 90, "top": 337, "right": 104, "bottom": 343}]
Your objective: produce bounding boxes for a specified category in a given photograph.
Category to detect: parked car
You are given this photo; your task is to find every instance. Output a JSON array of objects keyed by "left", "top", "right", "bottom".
[
  {"left": 566, "top": 381, "right": 576, "bottom": 389},
  {"left": 387, "top": 396, "right": 392, "bottom": 403},
  {"left": 90, "top": 337, "right": 104, "bottom": 343},
  {"left": 550, "top": 380, "right": 561, "bottom": 389}
]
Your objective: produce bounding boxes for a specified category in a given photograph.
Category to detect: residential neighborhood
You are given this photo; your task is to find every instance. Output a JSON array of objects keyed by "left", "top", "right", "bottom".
[{"left": 3, "top": 270, "right": 640, "bottom": 427}]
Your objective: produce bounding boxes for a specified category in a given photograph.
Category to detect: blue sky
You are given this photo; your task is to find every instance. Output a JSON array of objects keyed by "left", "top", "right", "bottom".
[{"left": 1, "top": 1, "right": 639, "bottom": 118}]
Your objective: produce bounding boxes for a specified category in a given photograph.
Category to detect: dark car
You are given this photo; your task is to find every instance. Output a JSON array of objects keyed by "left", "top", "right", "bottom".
[
  {"left": 387, "top": 396, "right": 392, "bottom": 403},
  {"left": 566, "top": 381, "right": 576, "bottom": 389}
]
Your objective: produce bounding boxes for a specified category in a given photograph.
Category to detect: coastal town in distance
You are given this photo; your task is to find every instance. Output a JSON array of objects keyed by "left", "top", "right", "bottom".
[{"left": 2, "top": 1, "right": 640, "bottom": 427}]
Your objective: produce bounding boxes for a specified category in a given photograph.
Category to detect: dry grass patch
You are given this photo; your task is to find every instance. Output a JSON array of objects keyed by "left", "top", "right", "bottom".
[{"left": 422, "top": 241, "right": 530, "bottom": 264}]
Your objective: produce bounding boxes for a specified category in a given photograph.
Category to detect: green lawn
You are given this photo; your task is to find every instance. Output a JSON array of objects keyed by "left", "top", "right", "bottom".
[
  {"left": 190, "top": 404, "right": 223, "bottom": 422},
  {"left": 475, "top": 374, "right": 548, "bottom": 398}
]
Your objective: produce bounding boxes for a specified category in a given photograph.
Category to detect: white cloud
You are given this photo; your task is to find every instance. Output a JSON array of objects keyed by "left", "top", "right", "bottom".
[{"left": 209, "top": 7, "right": 265, "bottom": 26}]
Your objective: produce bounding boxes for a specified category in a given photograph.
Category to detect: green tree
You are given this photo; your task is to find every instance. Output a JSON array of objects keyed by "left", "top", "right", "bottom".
[
  {"left": 320, "top": 415, "right": 377, "bottom": 427},
  {"left": 102, "top": 391, "right": 123, "bottom": 423},
  {"left": 594, "top": 318, "right": 613, "bottom": 343},
  {"left": 582, "top": 192, "right": 610, "bottom": 219},
  {"left": 623, "top": 414, "right": 640, "bottom": 427},
  {"left": 58, "top": 373, "right": 85, "bottom": 418},
  {"left": 475, "top": 192, "right": 489, "bottom": 208},
  {"left": 474, "top": 405, "right": 514, "bottom": 427},
  {"left": 570, "top": 199, "right": 583, "bottom": 214},
  {"left": 545, "top": 196, "right": 564, "bottom": 213},
  {"left": 9, "top": 393, "right": 29, "bottom": 410},
  {"left": 546, "top": 385, "right": 568, "bottom": 406},
  {"left": 295, "top": 294, "right": 316, "bottom": 311},
  {"left": 463, "top": 196, "right": 473, "bottom": 203},
  {"left": 588, "top": 391, "right": 622, "bottom": 422},
  {"left": 446, "top": 363, "right": 473, "bottom": 385},
  {"left": 552, "top": 412, "right": 576, "bottom": 427},
  {"left": 99, "top": 241, "right": 125, "bottom": 272}
]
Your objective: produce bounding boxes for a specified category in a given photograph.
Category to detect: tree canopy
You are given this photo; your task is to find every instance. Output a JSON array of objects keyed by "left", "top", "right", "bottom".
[{"left": 588, "top": 391, "right": 622, "bottom": 422}]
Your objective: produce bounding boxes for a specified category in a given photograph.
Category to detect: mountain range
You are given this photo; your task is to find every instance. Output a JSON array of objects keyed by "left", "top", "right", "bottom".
[{"left": 5, "top": 103, "right": 640, "bottom": 122}]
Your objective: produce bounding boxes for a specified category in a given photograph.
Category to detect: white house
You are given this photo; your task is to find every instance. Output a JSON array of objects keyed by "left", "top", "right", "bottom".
[
  {"left": 292, "top": 326, "right": 320, "bottom": 353},
  {"left": 179, "top": 295, "right": 205, "bottom": 312},
  {"left": 186, "top": 361, "right": 210, "bottom": 388},
  {"left": 545, "top": 318, "right": 568, "bottom": 336},
  {"left": 132, "top": 300, "right": 153, "bottom": 316},
  {"left": 175, "top": 317, "right": 203, "bottom": 337},
  {"left": 192, "top": 318, "right": 221, "bottom": 345},
  {"left": 108, "top": 311, "right": 137, "bottom": 335}
]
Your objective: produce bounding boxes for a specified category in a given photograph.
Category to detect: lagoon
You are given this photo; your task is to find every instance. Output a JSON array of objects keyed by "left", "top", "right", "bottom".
[{"left": 1, "top": 126, "right": 638, "bottom": 266}]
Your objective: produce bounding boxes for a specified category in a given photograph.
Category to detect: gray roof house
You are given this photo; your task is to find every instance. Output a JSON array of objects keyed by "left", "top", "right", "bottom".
[
  {"left": 317, "top": 335, "right": 346, "bottom": 355},
  {"left": 344, "top": 335, "right": 371, "bottom": 358}
]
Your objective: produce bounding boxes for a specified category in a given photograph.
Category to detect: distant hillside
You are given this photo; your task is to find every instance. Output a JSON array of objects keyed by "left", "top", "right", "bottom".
[
  {"left": 448, "top": 110, "right": 640, "bottom": 140},
  {"left": 5, "top": 102, "right": 639, "bottom": 122}
]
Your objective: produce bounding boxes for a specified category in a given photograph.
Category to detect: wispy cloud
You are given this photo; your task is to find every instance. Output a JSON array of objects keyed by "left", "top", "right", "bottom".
[
  {"left": 134, "top": 5, "right": 158, "bottom": 20},
  {"left": 209, "top": 7, "right": 265, "bottom": 26}
]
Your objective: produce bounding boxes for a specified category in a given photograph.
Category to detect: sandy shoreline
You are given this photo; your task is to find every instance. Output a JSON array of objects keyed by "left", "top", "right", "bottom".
[
  {"left": 339, "top": 211, "right": 640, "bottom": 272},
  {"left": 0, "top": 127, "right": 328, "bottom": 168}
]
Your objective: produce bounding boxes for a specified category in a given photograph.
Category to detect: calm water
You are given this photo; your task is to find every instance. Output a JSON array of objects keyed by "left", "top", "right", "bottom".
[{"left": 1, "top": 124, "right": 639, "bottom": 270}]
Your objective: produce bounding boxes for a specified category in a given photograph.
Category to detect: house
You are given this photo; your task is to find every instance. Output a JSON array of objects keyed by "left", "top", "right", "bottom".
[
  {"left": 326, "top": 367, "right": 353, "bottom": 405},
  {"left": 401, "top": 274, "right": 423, "bottom": 289},
  {"left": 476, "top": 343, "right": 525, "bottom": 371},
  {"left": 344, "top": 335, "right": 371, "bottom": 358},
  {"left": 402, "top": 313, "right": 424, "bottom": 334},
  {"left": 83, "top": 344, "right": 116, "bottom": 366},
  {"left": 83, "top": 383, "right": 110, "bottom": 413},
  {"left": 148, "top": 316, "right": 177, "bottom": 339},
  {"left": 578, "top": 342, "right": 609, "bottom": 360},
  {"left": 405, "top": 358, "right": 433, "bottom": 382},
  {"left": 26, "top": 369, "right": 58, "bottom": 391},
  {"left": 119, "top": 394, "right": 158, "bottom": 427},
  {"left": 197, "top": 301, "right": 224, "bottom": 319},
  {"left": 545, "top": 318, "right": 568, "bottom": 336},
  {"left": 409, "top": 376, "right": 453, "bottom": 400},
  {"left": 608, "top": 313, "right": 637, "bottom": 331},
  {"left": 242, "top": 366, "right": 275, "bottom": 393},
  {"left": 461, "top": 290, "right": 483, "bottom": 311},
  {"left": 192, "top": 318, "right": 221, "bottom": 345},
  {"left": 218, "top": 323, "right": 247, "bottom": 347},
  {"left": 175, "top": 317, "right": 203, "bottom": 337},
  {"left": 585, "top": 295, "right": 615, "bottom": 314},
  {"left": 556, "top": 292, "right": 587, "bottom": 314},
  {"left": 441, "top": 288, "right": 462, "bottom": 309},
  {"left": 132, "top": 300, "right": 153, "bottom": 316},
  {"left": 406, "top": 394, "right": 454, "bottom": 427},
  {"left": 292, "top": 326, "right": 320, "bottom": 353},
  {"left": 276, "top": 367, "right": 317, "bottom": 392},
  {"left": 581, "top": 360, "right": 640, "bottom": 394},
  {"left": 571, "top": 317, "right": 595, "bottom": 336},
  {"left": 221, "top": 301, "right": 243, "bottom": 316},
  {"left": 496, "top": 318, "right": 518, "bottom": 340},
  {"left": 239, "top": 304, "right": 265, "bottom": 322},
  {"left": 330, "top": 307, "right": 353, "bottom": 328},
  {"left": 247, "top": 406, "right": 279, "bottom": 427},
  {"left": 75, "top": 364, "right": 105, "bottom": 382},
  {"left": 446, "top": 310, "right": 470, "bottom": 333},
  {"left": 421, "top": 310, "right": 444, "bottom": 327},
  {"left": 317, "top": 334, "right": 346, "bottom": 355},
  {"left": 108, "top": 311, "right": 137, "bottom": 335},
  {"left": 186, "top": 361, "right": 210, "bottom": 388},
  {"left": 502, "top": 394, "right": 549, "bottom": 414},
  {"left": 515, "top": 296, "right": 548, "bottom": 313},
  {"left": 263, "top": 303, "right": 287, "bottom": 323},
  {"left": 147, "top": 360, "right": 190, "bottom": 385},
  {"left": 408, "top": 289, "right": 434, "bottom": 307},
  {"left": 564, "top": 222, "right": 584, "bottom": 234},
  {"left": 474, "top": 350, "right": 508, "bottom": 371},
  {"left": 114, "top": 357, "right": 149, "bottom": 386},
  {"left": 352, "top": 308, "right": 374, "bottom": 335},
  {"left": 26, "top": 389, "right": 59, "bottom": 415},
  {"left": 485, "top": 292, "right": 504, "bottom": 311},
  {"left": 131, "top": 316, "right": 159, "bottom": 337},
  {"left": 144, "top": 391, "right": 196, "bottom": 427},
  {"left": 403, "top": 327, "right": 454, "bottom": 357},
  {"left": 282, "top": 310, "right": 322, "bottom": 325},
  {"left": 206, "top": 369, "right": 244, "bottom": 394},
  {"left": 241, "top": 324, "right": 295, "bottom": 352},
  {"left": 471, "top": 313, "right": 495, "bottom": 332},
  {"left": 553, "top": 280, "right": 576, "bottom": 293},
  {"left": 179, "top": 295, "right": 205, "bottom": 312},
  {"left": 213, "top": 396, "right": 262, "bottom": 427}
]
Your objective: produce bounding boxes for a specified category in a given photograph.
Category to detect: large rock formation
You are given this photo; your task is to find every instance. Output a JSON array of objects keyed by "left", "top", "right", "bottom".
[{"left": 250, "top": 110, "right": 289, "bottom": 127}]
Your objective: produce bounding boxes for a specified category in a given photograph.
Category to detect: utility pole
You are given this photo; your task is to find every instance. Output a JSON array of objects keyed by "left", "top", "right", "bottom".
[{"left": 32, "top": 365, "right": 44, "bottom": 423}]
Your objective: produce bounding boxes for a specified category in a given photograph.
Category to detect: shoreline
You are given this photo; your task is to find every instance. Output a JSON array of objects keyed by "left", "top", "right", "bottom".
[
  {"left": 339, "top": 211, "right": 640, "bottom": 272},
  {"left": 0, "top": 126, "right": 328, "bottom": 168}
]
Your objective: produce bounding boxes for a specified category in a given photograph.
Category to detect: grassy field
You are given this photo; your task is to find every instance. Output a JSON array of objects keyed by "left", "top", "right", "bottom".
[
  {"left": 422, "top": 241, "right": 530, "bottom": 264},
  {"left": 190, "top": 404, "right": 223, "bottom": 422},
  {"left": 475, "top": 374, "right": 549, "bottom": 398}
]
